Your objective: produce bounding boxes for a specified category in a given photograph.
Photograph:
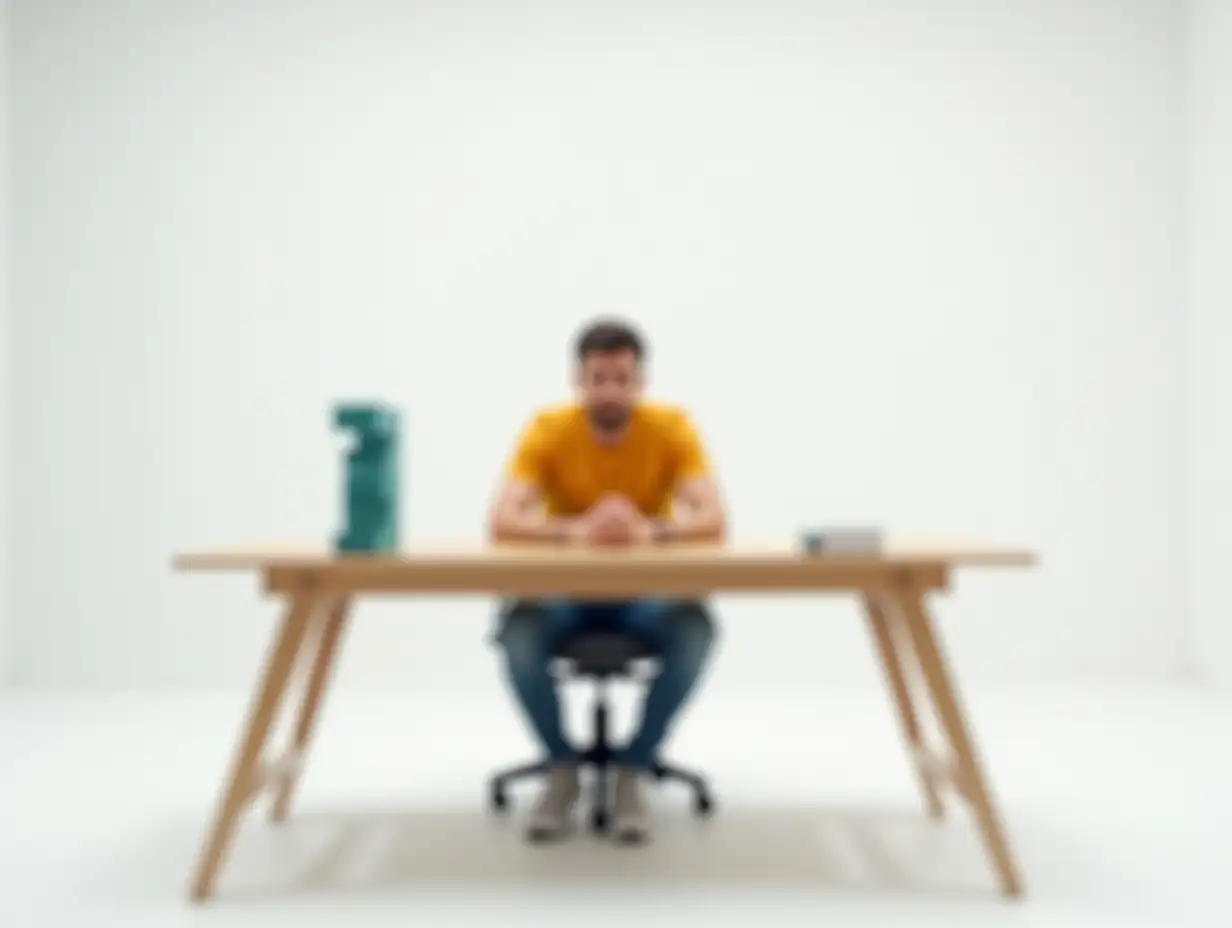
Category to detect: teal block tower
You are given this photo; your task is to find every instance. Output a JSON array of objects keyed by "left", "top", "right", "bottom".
[{"left": 333, "top": 402, "right": 400, "bottom": 554}]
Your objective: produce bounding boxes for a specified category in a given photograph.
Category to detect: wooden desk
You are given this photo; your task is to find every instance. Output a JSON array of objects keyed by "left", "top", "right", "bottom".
[{"left": 174, "top": 539, "right": 1035, "bottom": 901}]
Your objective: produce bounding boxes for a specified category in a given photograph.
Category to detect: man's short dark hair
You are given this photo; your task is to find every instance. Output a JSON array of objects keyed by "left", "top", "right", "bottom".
[{"left": 574, "top": 318, "right": 646, "bottom": 362}]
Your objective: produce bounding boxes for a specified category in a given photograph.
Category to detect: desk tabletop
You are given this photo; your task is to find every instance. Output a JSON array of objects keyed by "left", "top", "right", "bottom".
[{"left": 173, "top": 538, "right": 1036, "bottom": 572}]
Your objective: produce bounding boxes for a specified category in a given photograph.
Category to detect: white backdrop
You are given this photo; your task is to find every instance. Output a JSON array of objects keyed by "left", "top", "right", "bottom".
[
  {"left": 0, "top": 0, "right": 10, "bottom": 685},
  {"left": 1189, "top": 0, "right": 1232, "bottom": 692},
  {"left": 7, "top": 0, "right": 1191, "bottom": 690}
]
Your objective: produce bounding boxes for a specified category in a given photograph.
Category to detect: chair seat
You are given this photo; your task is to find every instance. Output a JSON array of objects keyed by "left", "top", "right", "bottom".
[{"left": 554, "top": 632, "right": 654, "bottom": 676}]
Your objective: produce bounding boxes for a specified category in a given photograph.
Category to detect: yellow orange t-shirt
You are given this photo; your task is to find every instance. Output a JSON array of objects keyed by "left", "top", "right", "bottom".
[{"left": 506, "top": 403, "right": 711, "bottom": 518}]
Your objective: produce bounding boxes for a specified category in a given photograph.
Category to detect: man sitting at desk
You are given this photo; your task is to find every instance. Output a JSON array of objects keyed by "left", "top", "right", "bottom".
[{"left": 488, "top": 318, "right": 727, "bottom": 845}]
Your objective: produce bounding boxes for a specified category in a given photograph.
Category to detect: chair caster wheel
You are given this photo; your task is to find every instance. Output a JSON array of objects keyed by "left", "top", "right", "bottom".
[
  {"left": 694, "top": 793, "right": 714, "bottom": 816},
  {"left": 592, "top": 809, "right": 608, "bottom": 832},
  {"left": 490, "top": 786, "right": 509, "bottom": 813}
]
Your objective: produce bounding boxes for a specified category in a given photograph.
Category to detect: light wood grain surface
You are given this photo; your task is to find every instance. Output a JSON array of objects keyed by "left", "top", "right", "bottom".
[{"left": 173, "top": 538, "right": 1036, "bottom": 572}]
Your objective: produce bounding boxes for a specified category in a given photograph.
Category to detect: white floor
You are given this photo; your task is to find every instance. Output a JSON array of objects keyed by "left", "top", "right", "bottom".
[{"left": 0, "top": 684, "right": 1228, "bottom": 927}]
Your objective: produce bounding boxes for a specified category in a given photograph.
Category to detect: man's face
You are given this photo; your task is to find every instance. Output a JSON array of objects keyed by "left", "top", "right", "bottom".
[{"left": 576, "top": 349, "right": 642, "bottom": 434}]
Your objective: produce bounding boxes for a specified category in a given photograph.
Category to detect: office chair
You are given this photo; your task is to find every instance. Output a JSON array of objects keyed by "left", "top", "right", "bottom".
[{"left": 489, "top": 631, "right": 715, "bottom": 832}]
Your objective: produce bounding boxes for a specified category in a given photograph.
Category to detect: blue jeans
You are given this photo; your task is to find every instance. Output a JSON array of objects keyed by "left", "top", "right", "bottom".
[{"left": 495, "top": 599, "right": 717, "bottom": 769}]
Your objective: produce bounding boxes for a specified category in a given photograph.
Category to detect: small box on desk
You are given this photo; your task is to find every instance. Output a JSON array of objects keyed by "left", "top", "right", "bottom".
[{"left": 800, "top": 527, "right": 885, "bottom": 556}]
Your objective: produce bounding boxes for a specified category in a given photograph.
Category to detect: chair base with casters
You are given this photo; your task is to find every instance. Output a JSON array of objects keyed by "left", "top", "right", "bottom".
[{"left": 489, "top": 631, "right": 715, "bottom": 833}]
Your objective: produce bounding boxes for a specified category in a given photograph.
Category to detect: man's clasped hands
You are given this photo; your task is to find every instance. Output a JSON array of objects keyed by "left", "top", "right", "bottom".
[{"left": 561, "top": 494, "right": 659, "bottom": 547}]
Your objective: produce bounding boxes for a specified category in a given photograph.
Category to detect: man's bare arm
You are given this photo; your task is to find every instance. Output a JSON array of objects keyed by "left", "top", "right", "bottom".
[
  {"left": 488, "top": 479, "right": 579, "bottom": 544},
  {"left": 657, "top": 475, "right": 727, "bottom": 543}
]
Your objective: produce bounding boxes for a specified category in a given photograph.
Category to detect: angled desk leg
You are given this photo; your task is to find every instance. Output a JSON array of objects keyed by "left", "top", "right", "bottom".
[
  {"left": 891, "top": 583, "right": 1024, "bottom": 899},
  {"left": 188, "top": 593, "right": 319, "bottom": 903},
  {"left": 862, "top": 592, "right": 945, "bottom": 820},
  {"left": 270, "top": 596, "right": 352, "bottom": 822}
]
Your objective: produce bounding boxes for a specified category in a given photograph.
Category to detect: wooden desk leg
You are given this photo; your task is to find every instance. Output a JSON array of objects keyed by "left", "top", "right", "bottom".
[
  {"left": 893, "top": 587, "right": 1024, "bottom": 898},
  {"left": 188, "top": 594, "right": 318, "bottom": 902},
  {"left": 270, "top": 596, "right": 352, "bottom": 823},
  {"left": 862, "top": 592, "right": 945, "bottom": 820}
]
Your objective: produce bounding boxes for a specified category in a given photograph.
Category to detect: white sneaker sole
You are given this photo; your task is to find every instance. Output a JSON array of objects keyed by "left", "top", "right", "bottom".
[{"left": 613, "top": 821, "right": 650, "bottom": 845}]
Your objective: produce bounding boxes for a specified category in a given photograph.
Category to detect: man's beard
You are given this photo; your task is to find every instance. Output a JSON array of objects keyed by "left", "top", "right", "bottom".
[{"left": 587, "top": 404, "right": 631, "bottom": 434}]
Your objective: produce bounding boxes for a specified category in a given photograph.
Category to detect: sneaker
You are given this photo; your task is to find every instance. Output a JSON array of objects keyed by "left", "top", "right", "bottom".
[
  {"left": 526, "top": 762, "right": 580, "bottom": 843},
  {"left": 611, "top": 766, "right": 651, "bottom": 844}
]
